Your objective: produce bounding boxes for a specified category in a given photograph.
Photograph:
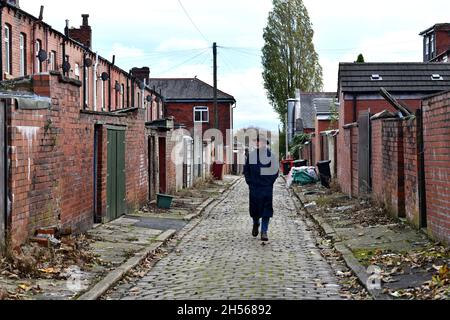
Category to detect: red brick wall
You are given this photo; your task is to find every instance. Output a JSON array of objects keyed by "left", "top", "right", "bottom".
[
  {"left": 351, "top": 126, "right": 359, "bottom": 197},
  {"left": 339, "top": 125, "right": 355, "bottom": 196},
  {"left": 7, "top": 73, "right": 150, "bottom": 247},
  {"left": 403, "top": 118, "right": 420, "bottom": 227},
  {"left": 371, "top": 120, "right": 383, "bottom": 203},
  {"left": 422, "top": 92, "right": 450, "bottom": 244},
  {"left": 315, "top": 118, "right": 336, "bottom": 163},
  {"left": 436, "top": 29, "right": 450, "bottom": 59},
  {"left": 381, "top": 119, "right": 405, "bottom": 218}
]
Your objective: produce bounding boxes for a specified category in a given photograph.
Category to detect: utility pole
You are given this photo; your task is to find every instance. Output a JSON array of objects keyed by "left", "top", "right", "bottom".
[{"left": 213, "top": 42, "right": 218, "bottom": 129}]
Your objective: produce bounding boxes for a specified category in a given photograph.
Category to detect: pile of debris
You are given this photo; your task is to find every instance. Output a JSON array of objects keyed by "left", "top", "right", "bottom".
[
  {"left": 0, "top": 231, "right": 100, "bottom": 300},
  {"left": 364, "top": 246, "right": 450, "bottom": 300}
]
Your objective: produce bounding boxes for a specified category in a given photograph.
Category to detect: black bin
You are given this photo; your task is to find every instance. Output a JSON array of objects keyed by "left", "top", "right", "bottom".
[
  {"left": 317, "top": 160, "right": 332, "bottom": 188},
  {"left": 294, "top": 160, "right": 308, "bottom": 168}
]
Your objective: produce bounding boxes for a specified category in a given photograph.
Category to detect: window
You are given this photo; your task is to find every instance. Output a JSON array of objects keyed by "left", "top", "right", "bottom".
[
  {"left": 49, "top": 51, "right": 56, "bottom": 71},
  {"left": 4, "top": 25, "right": 11, "bottom": 74},
  {"left": 101, "top": 79, "right": 106, "bottom": 111},
  {"left": 137, "top": 92, "right": 140, "bottom": 108},
  {"left": 74, "top": 63, "right": 80, "bottom": 79},
  {"left": 431, "top": 34, "right": 435, "bottom": 56},
  {"left": 35, "top": 39, "right": 42, "bottom": 73},
  {"left": 425, "top": 36, "right": 430, "bottom": 56},
  {"left": 194, "top": 106, "right": 209, "bottom": 123},
  {"left": 85, "top": 70, "right": 89, "bottom": 105},
  {"left": 20, "top": 33, "right": 26, "bottom": 76}
]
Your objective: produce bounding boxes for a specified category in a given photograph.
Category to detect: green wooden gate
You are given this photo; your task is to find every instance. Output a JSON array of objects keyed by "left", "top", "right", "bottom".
[{"left": 107, "top": 128, "right": 126, "bottom": 221}]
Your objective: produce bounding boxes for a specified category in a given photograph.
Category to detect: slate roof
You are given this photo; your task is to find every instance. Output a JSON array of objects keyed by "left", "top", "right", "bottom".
[
  {"left": 300, "top": 93, "right": 336, "bottom": 129},
  {"left": 314, "top": 98, "right": 336, "bottom": 116},
  {"left": 338, "top": 63, "right": 450, "bottom": 94},
  {"left": 148, "top": 78, "right": 236, "bottom": 102}
]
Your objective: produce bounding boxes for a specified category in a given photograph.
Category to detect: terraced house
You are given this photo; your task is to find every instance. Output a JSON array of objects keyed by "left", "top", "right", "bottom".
[{"left": 0, "top": 0, "right": 176, "bottom": 249}]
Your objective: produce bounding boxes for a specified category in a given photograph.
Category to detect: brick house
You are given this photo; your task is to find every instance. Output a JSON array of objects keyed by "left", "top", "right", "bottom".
[
  {"left": 294, "top": 92, "right": 335, "bottom": 165},
  {"left": 313, "top": 98, "right": 338, "bottom": 172},
  {"left": 420, "top": 23, "right": 450, "bottom": 62},
  {"left": 148, "top": 78, "right": 236, "bottom": 183},
  {"left": 0, "top": 1, "right": 171, "bottom": 249}
]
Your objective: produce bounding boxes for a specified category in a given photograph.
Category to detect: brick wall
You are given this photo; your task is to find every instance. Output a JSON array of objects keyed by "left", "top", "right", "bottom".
[
  {"left": 381, "top": 119, "right": 405, "bottom": 218},
  {"left": 6, "top": 73, "right": 151, "bottom": 247},
  {"left": 403, "top": 118, "right": 420, "bottom": 227},
  {"left": 423, "top": 92, "right": 450, "bottom": 244},
  {"left": 371, "top": 120, "right": 383, "bottom": 203}
]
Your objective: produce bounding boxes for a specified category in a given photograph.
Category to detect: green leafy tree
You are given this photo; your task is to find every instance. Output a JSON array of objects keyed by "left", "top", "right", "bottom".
[
  {"left": 355, "top": 54, "right": 365, "bottom": 63},
  {"left": 262, "top": 0, "right": 323, "bottom": 127}
]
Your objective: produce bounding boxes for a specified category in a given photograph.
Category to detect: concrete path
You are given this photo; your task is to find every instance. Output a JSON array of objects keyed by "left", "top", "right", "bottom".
[{"left": 115, "top": 179, "right": 341, "bottom": 300}]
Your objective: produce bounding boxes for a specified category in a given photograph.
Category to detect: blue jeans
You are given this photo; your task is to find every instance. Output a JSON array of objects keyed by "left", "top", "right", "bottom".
[{"left": 253, "top": 217, "right": 271, "bottom": 233}]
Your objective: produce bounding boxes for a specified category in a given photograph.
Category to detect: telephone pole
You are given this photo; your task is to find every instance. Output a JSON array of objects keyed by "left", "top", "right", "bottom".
[{"left": 213, "top": 42, "right": 218, "bottom": 129}]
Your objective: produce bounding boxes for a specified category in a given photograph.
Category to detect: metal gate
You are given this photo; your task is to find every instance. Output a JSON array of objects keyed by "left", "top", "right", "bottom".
[
  {"left": 358, "top": 111, "right": 371, "bottom": 195},
  {"left": 106, "top": 128, "right": 126, "bottom": 221}
]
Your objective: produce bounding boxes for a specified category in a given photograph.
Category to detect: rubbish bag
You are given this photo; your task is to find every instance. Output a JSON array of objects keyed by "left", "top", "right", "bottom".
[{"left": 291, "top": 167, "right": 319, "bottom": 186}]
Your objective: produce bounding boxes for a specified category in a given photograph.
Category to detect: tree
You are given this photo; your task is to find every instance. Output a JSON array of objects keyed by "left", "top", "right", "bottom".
[
  {"left": 262, "top": 0, "right": 323, "bottom": 127},
  {"left": 355, "top": 54, "right": 365, "bottom": 63}
]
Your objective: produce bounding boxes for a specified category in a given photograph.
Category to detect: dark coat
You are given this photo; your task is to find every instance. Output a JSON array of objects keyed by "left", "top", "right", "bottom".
[{"left": 243, "top": 147, "right": 279, "bottom": 218}]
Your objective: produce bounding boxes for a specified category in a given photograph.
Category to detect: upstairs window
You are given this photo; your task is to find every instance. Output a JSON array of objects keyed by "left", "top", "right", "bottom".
[
  {"left": 19, "top": 33, "right": 26, "bottom": 76},
  {"left": 4, "top": 25, "right": 11, "bottom": 75},
  {"left": 35, "top": 39, "right": 42, "bottom": 73},
  {"left": 194, "top": 106, "right": 209, "bottom": 123},
  {"left": 49, "top": 51, "right": 56, "bottom": 71},
  {"left": 431, "top": 34, "right": 435, "bottom": 56}
]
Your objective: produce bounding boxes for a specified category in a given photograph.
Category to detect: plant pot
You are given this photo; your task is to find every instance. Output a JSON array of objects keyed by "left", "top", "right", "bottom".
[{"left": 156, "top": 193, "right": 174, "bottom": 209}]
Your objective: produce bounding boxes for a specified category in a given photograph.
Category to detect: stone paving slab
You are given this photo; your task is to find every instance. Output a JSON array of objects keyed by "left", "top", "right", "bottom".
[{"left": 111, "top": 179, "right": 342, "bottom": 300}]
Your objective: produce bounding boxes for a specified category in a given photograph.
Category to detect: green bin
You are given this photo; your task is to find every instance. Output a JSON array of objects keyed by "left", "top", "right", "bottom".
[{"left": 156, "top": 194, "right": 174, "bottom": 209}]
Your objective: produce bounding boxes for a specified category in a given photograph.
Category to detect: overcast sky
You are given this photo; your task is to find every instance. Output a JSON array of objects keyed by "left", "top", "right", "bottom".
[{"left": 20, "top": 0, "right": 450, "bottom": 131}]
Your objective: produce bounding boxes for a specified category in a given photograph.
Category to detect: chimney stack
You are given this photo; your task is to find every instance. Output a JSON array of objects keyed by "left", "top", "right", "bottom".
[
  {"left": 68, "top": 14, "right": 92, "bottom": 49},
  {"left": 82, "top": 14, "right": 89, "bottom": 27},
  {"left": 131, "top": 67, "right": 151, "bottom": 84}
]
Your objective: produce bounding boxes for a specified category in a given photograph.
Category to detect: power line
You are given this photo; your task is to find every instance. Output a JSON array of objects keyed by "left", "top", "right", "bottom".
[
  {"left": 177, "top": 0, "right": 210, "bottom": 43},
  {"left": 157, "top": 49, "right": 210, "bottom": 75}
]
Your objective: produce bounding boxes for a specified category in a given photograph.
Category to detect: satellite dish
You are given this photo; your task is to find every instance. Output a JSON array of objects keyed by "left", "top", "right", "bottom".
[
  {"left": 139, "top": 81, "right": 145, "bottom": 90},
  {"left": 146, "top": 95, "right": 152, "bottom": 102},
  {"left": 62, "top": 61, "right": 71, "bottom": 73},
  {"left": 37, "top": 50, "right": 48, "bottom": 62},
  {"left": 84, "top": 58, "right": 93, "bottom": 68},
  {"left": 101, "top": 72, "right": 109, "bottom": 81},
  {"left": 115, "top": 82, "right": 121, "bottom": 92}
]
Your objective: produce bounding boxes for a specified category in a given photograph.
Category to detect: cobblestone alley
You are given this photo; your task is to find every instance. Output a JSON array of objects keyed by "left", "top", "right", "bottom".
[{"left": 110, "top": 179, "right": 342, "bottom": 300}]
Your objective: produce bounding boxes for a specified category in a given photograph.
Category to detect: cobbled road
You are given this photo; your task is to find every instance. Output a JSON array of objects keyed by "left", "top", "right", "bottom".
[{"left": 118, "top": 179, "right": 341, "bottom": 300}]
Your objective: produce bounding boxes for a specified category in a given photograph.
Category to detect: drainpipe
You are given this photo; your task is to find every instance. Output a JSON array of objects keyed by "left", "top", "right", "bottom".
[
  {"left": 417, "top": 108, "right": 427, "bottom": 228},
  {"left": 126, "top": 78, "right": 130, "bottom": 108},
  {"left": 83, "top": 51, "right": 87, "bottom": 110},
  {"left": 0, "top": 3, "right": 3, "bottom": 81},
  {"left": 353, "top": 95, "right": 357, "bottom": 123},
  {"left": 62, "top": 20, "right": 69, "bottom": 76},
  {"left": 93, "top": 52, "right": 98, "bottom": 111},
  {"left": 109, "top": 55, "right": 114, "bottom": 112}
]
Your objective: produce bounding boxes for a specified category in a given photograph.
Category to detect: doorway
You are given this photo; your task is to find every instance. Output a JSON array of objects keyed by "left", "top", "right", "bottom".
[
  {"left": 106, "top": 128, "right": 126, "bottom": 221},
  {"left": 158, "top": 137, "right": 167, "bottom": 194},
  {"left": 0, "top": 101, "right": 6, "bottom": 251}
]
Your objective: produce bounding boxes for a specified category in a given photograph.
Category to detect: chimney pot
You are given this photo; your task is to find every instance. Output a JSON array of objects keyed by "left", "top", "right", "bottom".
[{"left": 82, "top": 14, "right": 90, "bottom": 27}]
